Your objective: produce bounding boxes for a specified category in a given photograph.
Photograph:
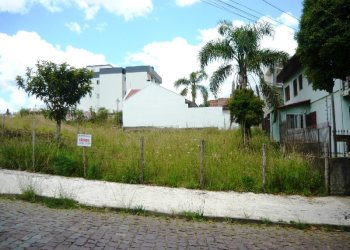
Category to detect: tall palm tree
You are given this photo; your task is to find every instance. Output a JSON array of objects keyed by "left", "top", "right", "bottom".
[
  {"left": 199, "top": 20, "right": 288, "bottom": 105},
  {"left": 174, "top": 70, "right": 208, "bottom": 106}
]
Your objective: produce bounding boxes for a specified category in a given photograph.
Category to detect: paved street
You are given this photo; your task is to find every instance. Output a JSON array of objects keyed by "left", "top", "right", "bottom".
[{"left": 0, "top": 199, "right": 349, "bottom": 249}]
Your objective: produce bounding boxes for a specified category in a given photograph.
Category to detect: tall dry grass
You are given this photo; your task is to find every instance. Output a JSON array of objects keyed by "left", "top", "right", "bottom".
[{"left": 0, "top": 115, "right": 324, "bottom": 195}]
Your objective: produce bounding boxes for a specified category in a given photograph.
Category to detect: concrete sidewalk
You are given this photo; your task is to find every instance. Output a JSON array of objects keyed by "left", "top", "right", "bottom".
[{"left": 0, "top": 169, "right": 349, "bottom": 226}]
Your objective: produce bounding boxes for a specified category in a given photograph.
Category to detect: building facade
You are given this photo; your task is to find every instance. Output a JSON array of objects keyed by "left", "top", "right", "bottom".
[
  {"left": 78, "top": 64, "right": 162, "bottom": 112},
  {"left": 266, "top": 55, "right": 350, "bottom": 155},
  {"left": 123, "top": 84, "right": 232, "bottom": 129}
]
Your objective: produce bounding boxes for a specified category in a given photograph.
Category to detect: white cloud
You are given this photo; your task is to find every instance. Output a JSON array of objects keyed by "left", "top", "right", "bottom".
[
  {"left": 0, "top": 0, "right": 153, "bottom": 20},
  {"left": 277, "top": 12, "right": 299, "bottom": 27},
  {"left": 175, "top": 0, "right": 200, "bottom": 7},
  {"left": 0, "top": 30, "right": 107, "bottom": 113},
  {"left": 65, "top": 21, "right": 82, "bottom": 34},
  {"left": 126, "top": 17, "right": 297, "bottom": 102},
  {"left": 126, "top": 37, "right": 200, "bottom": 94},
  {"left": 0, "top": 0, "right": 29, "bottom": 14}
]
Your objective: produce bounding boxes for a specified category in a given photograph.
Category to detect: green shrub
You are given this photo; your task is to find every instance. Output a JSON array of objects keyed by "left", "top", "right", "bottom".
[
  {"left": 267, "top": 159, "right": 324, "bottom": 194},
  {"left": 121, "top": 167, "right": 140, "bottom": 184},
  {"left": 19, "top": 108, "right": 31, "bottom": 117},
  {"left": 241, "top": 176, "right": 256, "bottom": 192},
  {"left": 20, "top": 187, "right": 37, "bottom": 202},
  {"left": 114, "top": 111, "right": 123, "bottom": 125},
  {"left": 87, "top": 162, "right": 101, "bottom": 179},
  {"left": 54, "top": 153, "right": 79, "bottom": 177}
]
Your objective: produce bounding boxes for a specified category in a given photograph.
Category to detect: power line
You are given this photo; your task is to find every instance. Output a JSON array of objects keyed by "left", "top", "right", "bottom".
[
  {"left": 261, "top": 0, "right": 300, "bottom": 21},
  {"left": 217, "top": 0, "right": 261, "bottom": 20},
  {"left": 202, "top": 0, "right": 257, "bottom": 23},
  {"left": 201, "top": 0, "right": 298, "bottom": 31},
  {"left": 226, "top": 0, "right": 292, "bottom": 28}
]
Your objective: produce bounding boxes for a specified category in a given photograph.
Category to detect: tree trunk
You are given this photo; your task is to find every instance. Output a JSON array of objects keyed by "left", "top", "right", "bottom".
[
  {"left": 55, "top": 120, "right": 61, "bottom": 142},
  {"left": 331, "top": 92, "right": 337, "bottom": 157}
]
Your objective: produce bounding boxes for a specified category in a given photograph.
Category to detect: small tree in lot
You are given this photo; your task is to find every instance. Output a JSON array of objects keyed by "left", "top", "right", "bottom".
[
  {"left": 229, "top": 89, "right": 264, "bottom": 144},
  {"left": 16, "top": 61, "right": 93, "bottom": 141}
]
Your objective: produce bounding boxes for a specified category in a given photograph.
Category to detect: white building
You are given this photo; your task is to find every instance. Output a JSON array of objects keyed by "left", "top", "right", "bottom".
[
  {"left": 265, "top": 55, "right": 350, "bottom": 155},
  {"left": 78, "top": 64, "right": 162, "bottom": 112},
  {"left": 123, "top": 84, "right": 231, "bottom": 129}
]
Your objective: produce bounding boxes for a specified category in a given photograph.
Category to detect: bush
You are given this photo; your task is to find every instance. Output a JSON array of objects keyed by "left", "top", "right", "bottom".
[
  {"left": 54, "top": 153, "right": 79, "bottom": 177},
  {"left": 20, "top": 187, "right": 37, "bottom": 202},
  {"left": 114, "top": 111, "right": 123, "bottom": 125},
  {"left": 72, "top": 109, "right": 85, "bottom": 122},
  {"left": 19, "top": 108, "right": 31, "bottom": 117},
  {"left": 89, "top": 107, "right": 109, "bottom": 123},
  {"left": 87, "top": 162, "right": 101, "bottom": 179},
  {"left": 267, "top": 159, "right": 324, "bottom": 195}
]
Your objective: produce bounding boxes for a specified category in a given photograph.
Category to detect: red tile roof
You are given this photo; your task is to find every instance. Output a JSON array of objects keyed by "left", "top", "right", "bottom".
[{"left": 125, "top": 89, "right": 140, "bottom": 100}]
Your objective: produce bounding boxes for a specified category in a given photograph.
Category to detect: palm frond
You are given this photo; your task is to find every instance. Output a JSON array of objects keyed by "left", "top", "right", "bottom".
[
  {"left": 174, "top": 78, "right": 190, "bottom": 88},
  {"left": 197, "top": 85, "right": 209, "bottom": 103},
  {"left": 198, "top": 40, "right": 234, "bottom": 68},
  {"left": 180, "top": 88, "right": 188, "bottom": 96},
  {"left": 210, "top": 64, "right": 232, "bottom": 97}
]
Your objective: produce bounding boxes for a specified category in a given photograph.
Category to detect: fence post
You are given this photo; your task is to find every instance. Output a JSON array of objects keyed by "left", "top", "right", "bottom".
[
  {"left": 328, "top": 125, "right": 332, "bottom": 158},
  {"left": 32, "top": 115, "right": 36, "bottom": 172},
  {"left": 1, "top": 114, "right": 5, "bottom": 137},
  {"left": 324, "top": 143, "right": 330, "bottom": 194},
  {"left": 200, "top": 139, "right": 205, "bottom": 189},
  {"left": 262, "top": 143, "right": 267, "bottom": 191},
  {"left": 139, "top": 136, "right": 144, "bottom": 184},
  {"left": 83, "top": 147, "right": 86, "bottom": 178}
]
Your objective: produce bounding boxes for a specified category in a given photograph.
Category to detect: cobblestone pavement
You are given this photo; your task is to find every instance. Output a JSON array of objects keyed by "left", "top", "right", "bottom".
[{"left": 0, "top": 199, "right": 350, "bottom": 250}]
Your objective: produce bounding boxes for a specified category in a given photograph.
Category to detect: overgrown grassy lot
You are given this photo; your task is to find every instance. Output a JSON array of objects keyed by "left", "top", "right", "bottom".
[{"left": 0, "top": 115, "right": 325, "bottom": 195}]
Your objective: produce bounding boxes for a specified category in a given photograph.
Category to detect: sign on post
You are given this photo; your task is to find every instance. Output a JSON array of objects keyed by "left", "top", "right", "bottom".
[
  {"left": 77, "top": 134, "right": 92, "bottom": 147},
  {"left": 77, "top": 134, "right": 92, "bottom": 178}
]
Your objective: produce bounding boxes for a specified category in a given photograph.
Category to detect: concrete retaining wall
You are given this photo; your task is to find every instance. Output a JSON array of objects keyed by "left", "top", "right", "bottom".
[
  {"left": 0, "top": 169, "right": 350, "bottom": 226},
  {"left": 330, "top": 158, "right": 350, "bottom": 195}
]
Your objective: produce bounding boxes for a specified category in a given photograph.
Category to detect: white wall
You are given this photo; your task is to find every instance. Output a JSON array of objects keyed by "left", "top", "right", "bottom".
[
  {"left": 123, "top": 84, "right": 231, "bottom": 129},
  {"left": 125, "top": 72, "right": 152, "bottom": 92},
  {"left": 99, "top": 73, "right": 123, "bottom": 112}
]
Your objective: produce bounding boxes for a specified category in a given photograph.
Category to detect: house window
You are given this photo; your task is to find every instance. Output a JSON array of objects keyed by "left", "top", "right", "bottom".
[
  {"left": 293, "top": 79, "right": 298, "bottom": 96},
  {"left": 97, "top": 80, "right": 100, "bottom": 85},
  {"left": 298, "top": 74, "right": 303, "bottom": 90},
  {"left": 96, "top": 93, "right": 100, "bottom": 99},
  {"left": 286, "top": 114, "right": 304, "bottom": 129},
  {"left": 285, "top": 86, "right": 290, "bottom": 101},
  {"left": 306, "top": 111, "right": 317, "bottom": 128}
]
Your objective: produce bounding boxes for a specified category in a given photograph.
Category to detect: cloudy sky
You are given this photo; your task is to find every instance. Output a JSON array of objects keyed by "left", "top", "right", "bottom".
[{"left": 0, "top": 0, "right": 301, "bottom": 112}]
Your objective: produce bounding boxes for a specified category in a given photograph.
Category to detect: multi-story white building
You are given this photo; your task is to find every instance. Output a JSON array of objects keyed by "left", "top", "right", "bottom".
[{"left": 78, "top": 64, "right": 162, "bottom": 112}]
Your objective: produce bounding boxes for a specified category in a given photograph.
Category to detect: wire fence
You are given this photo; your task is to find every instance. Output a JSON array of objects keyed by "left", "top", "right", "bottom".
[{"left": 280, "top": 121, "right": 349, "bottom": 157}]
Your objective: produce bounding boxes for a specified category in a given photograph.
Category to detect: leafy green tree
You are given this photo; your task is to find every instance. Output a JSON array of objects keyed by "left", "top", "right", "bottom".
[
  {"left": 229, "top": 89, "right": 264, "bottom": 143},
  {"left": 199, "top": 20, "right": 288, "bottom": 99},
  {"left": 16, "top": 61, "right": 93, "bottom": 141},
  {"left": 174, "top": 70, "right": 208, "bottom": 105},
  {"left": 297, "top": 0, "right": 350, "bottom": 155},
  {"left": 297, "top": 0, "right": 350, "bottom": 93}
]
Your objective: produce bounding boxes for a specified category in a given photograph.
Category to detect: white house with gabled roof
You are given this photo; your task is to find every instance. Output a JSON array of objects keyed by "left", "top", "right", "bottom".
[{"left": 123, "top": 84, "right": 231, "bottom": 129}]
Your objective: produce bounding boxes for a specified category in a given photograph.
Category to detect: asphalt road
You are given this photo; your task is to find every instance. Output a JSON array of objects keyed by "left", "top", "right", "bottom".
[{"left": 0, "top": 199, "right": 349, "bottom": 249}]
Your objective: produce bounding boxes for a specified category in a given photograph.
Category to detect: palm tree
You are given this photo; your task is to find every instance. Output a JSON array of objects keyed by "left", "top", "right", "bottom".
[
  {"left": 174, "top": 70, "right": 208, "bottom": 106},
  {"left": 199, "top": 20, "right": 288, "bottom": 103}
]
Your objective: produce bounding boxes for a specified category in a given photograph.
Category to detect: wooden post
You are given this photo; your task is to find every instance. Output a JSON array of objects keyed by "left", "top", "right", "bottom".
[
  {"left": 1, "top": 114, "right": 5, "bottom": 137},
  {"left": 200, "top": 139, "right": 205, "bottom": 189},
  {"left": 324, "top": 143, "right": 329, "bottom": 194},
  {"left": 262, "top": 143, "right": 267, "bottom": 191},
  {"left": 83, "top": 146, "right": 86, "bottom": 178},
  {"left": 139, "top": 136, "right": 144, "bottom": 184},
  {"left": 32, "top": 115, "right": 36, "bottom": 172}
]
